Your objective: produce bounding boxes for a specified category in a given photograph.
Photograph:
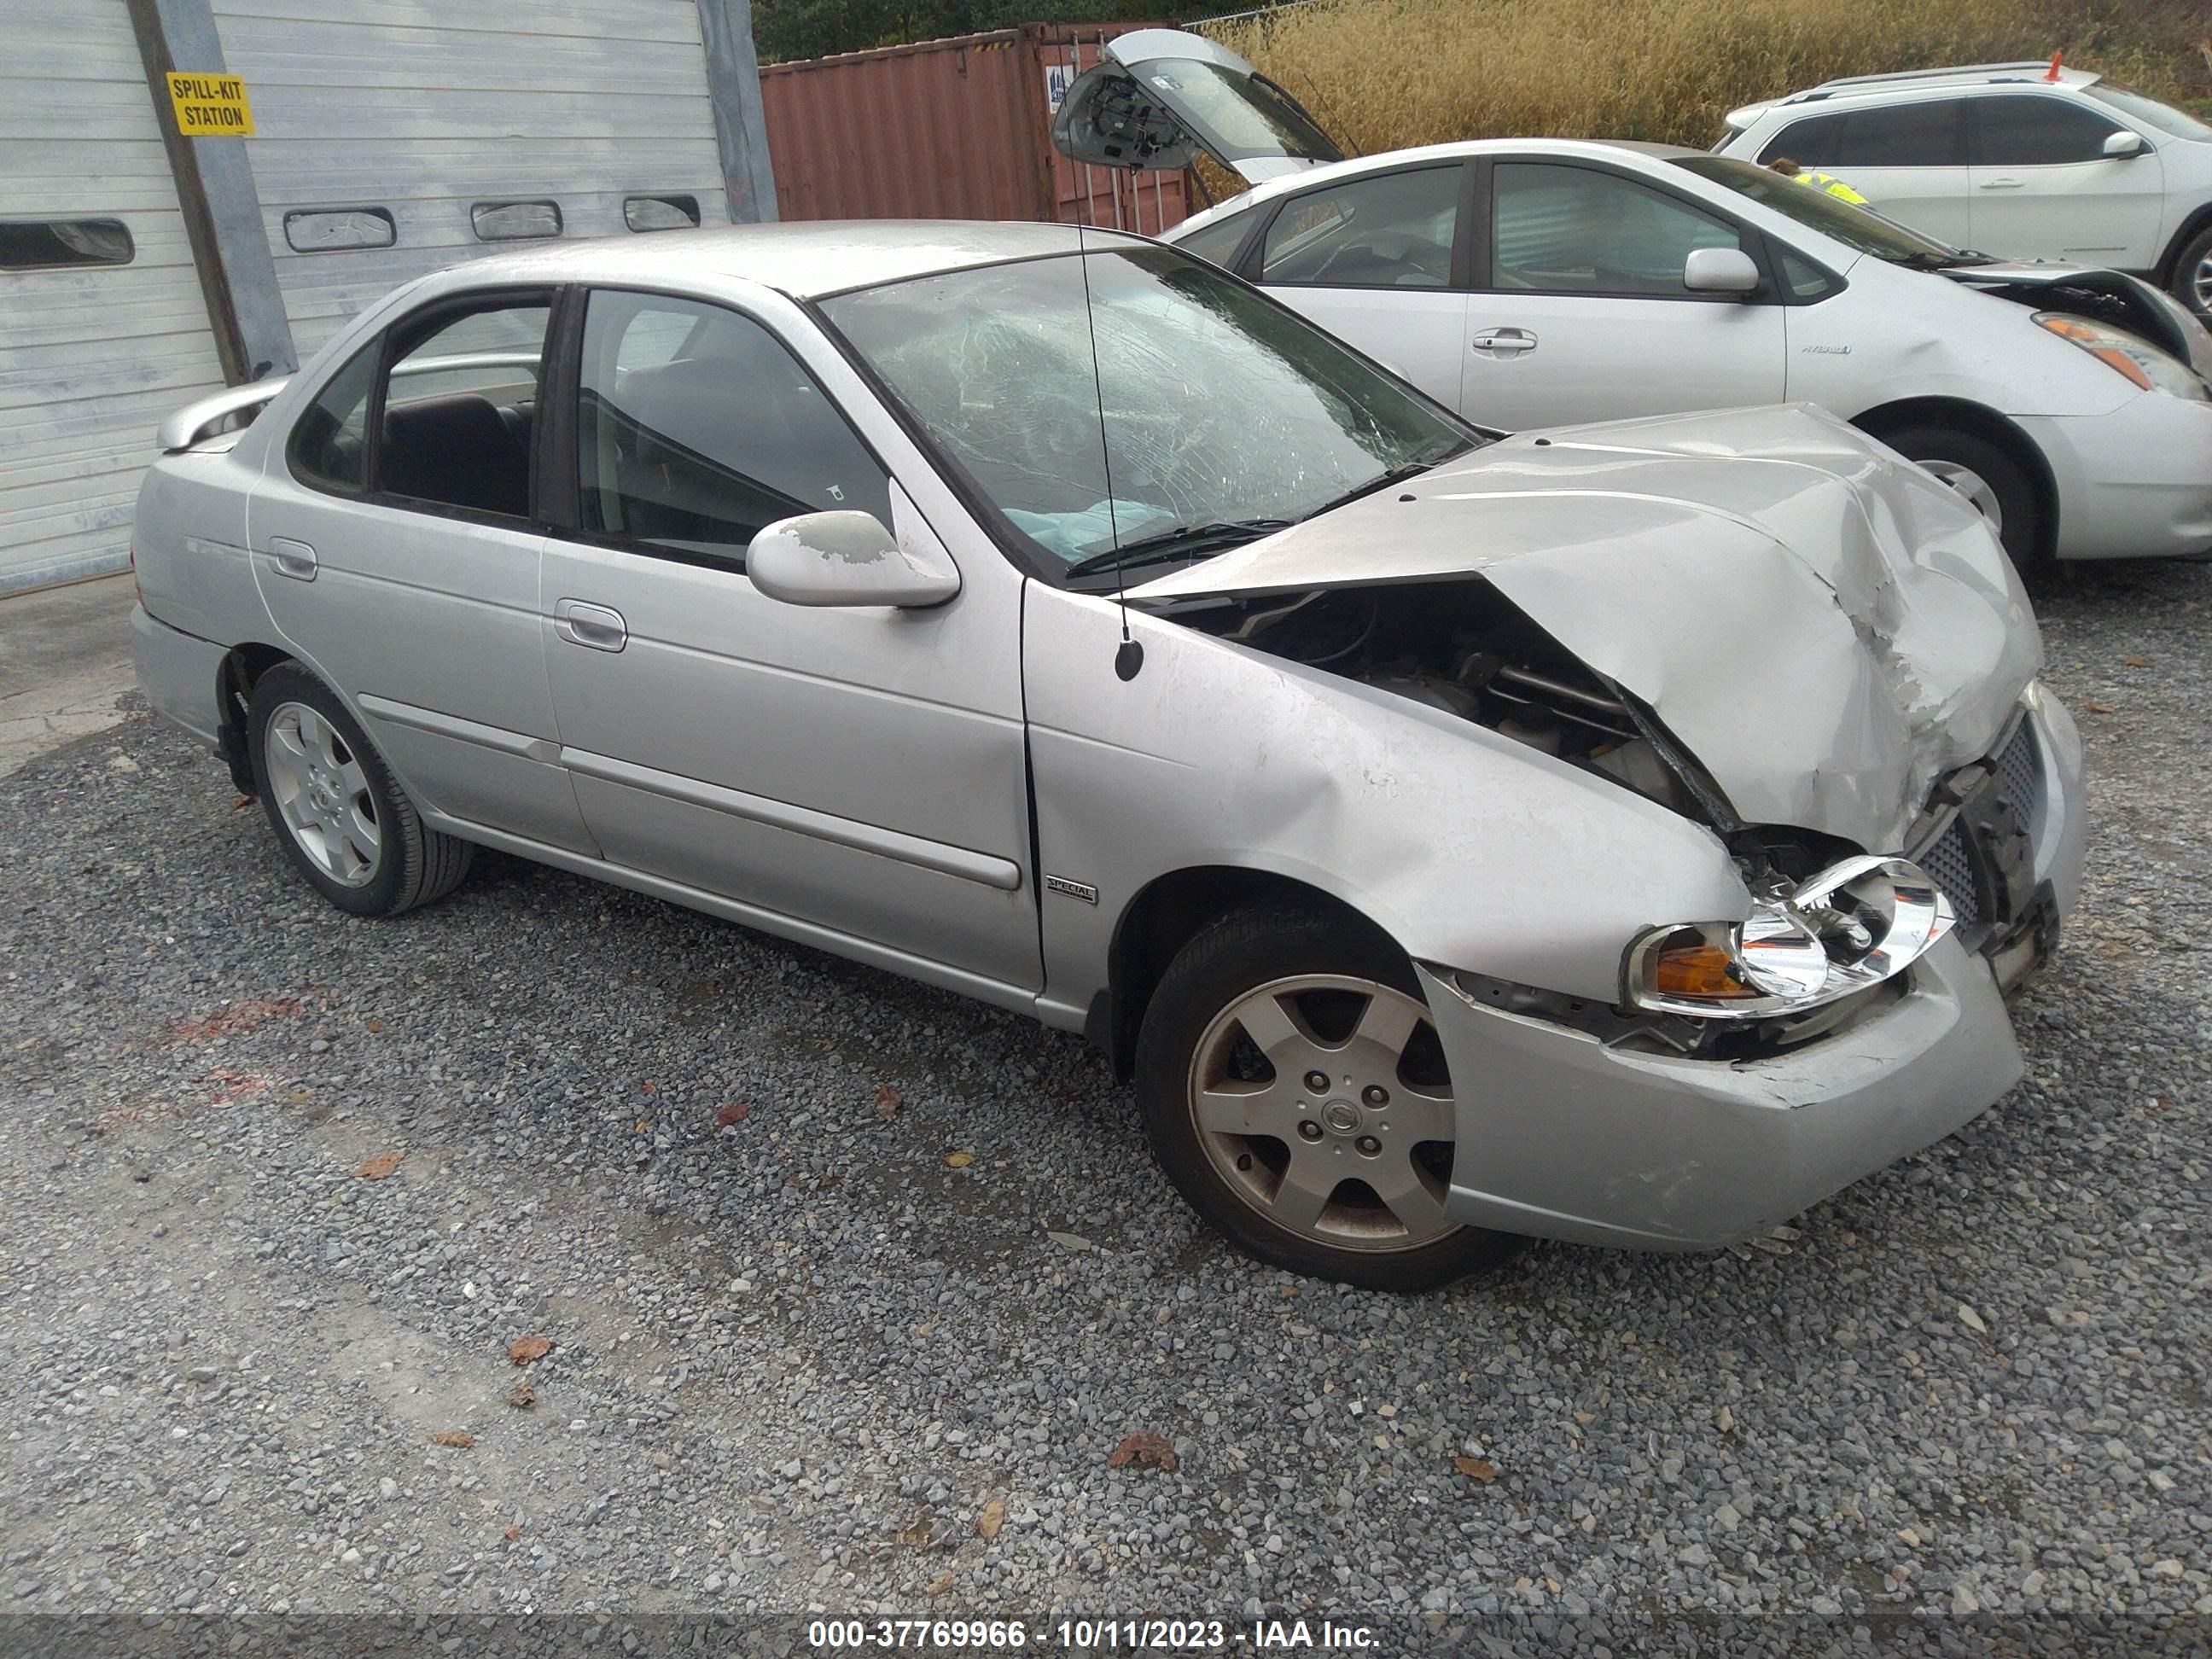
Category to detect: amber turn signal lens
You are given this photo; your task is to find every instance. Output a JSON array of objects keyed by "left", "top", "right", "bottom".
[
  {"left": 2037, "top": 315, "right": 2155, "bottom": 391},
  {"left": 1650, "top": 940, "right": 1755, "bottom": 999}
]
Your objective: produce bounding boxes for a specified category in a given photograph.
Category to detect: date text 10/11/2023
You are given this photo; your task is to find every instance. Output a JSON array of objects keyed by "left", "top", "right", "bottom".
[{"left": 805, "top": 1617, "right": 1380, "bottom": 1650}]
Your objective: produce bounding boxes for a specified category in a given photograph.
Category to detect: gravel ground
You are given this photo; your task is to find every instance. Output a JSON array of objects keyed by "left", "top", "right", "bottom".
[{"left": 1, "top": 562, "right": 2208, "bottom": 1654}]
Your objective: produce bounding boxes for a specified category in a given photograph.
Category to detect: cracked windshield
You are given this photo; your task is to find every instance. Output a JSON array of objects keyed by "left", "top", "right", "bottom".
[{"left": 821, "top": 242, "right": 1474, "bottom": 574}]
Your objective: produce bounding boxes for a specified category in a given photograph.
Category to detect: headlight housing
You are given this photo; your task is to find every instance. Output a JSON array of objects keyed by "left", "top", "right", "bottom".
[
  {"left": 2034, "top": 311, "right": 2209, "bottom": 400},
  {"left": 1626, "top": 855, "right": 1954, "bottom": 1020}
]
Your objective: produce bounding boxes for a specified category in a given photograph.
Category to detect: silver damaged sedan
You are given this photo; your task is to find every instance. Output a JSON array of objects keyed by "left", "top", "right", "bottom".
[{"left": 131, "top": 222, "right": 2087, "bottom": 1289}]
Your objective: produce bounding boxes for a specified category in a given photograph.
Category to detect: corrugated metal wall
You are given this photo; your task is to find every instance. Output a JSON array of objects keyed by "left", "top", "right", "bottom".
[
  {"left": 760, "top": 23, "right": 1190, "bottom": 234},
  {"left": 0, "top": 0, "right": 229, "bottom": 594},
  {"left": 209, "top": 0, "right": 736, "bottom": 358}
]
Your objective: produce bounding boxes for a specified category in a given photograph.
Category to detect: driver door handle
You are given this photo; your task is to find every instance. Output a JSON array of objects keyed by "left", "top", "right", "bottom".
[
  {"left": 1978, "top": 177, "right": 2026, "bottom": 189},
  {"left": 553, "top": 598, "right": 627, "bottom": 653},
  {"left": 1471, "top": 326, "right": 1538, "bottom": 357}
]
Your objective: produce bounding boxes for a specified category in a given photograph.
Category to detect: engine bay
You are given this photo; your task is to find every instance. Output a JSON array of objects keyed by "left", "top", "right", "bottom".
[{"left": 1164, "top": 578, "right": 1726, "bottom": 826}]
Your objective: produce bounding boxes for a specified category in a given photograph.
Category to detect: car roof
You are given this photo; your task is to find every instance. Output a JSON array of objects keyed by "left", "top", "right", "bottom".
[
  {"left": 411, "top": 219, "right": 1146, "bottom": 301},
  {"left": 1748, "top": 62, "right": 2101, "bottom": 117}
]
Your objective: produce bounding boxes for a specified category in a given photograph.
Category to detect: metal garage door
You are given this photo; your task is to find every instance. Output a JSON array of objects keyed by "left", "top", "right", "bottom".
[
  {"left": 0, "top": 0, "right": 228, "bottom": 595},
  {"left": 211, "top": 0, "right": 735, "bottom": 358}
]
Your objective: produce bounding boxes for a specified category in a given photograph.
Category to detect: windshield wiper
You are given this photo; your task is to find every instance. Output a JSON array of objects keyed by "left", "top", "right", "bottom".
[{"left": 1063, "top": 519, "right": 1293, "bottom": 580}]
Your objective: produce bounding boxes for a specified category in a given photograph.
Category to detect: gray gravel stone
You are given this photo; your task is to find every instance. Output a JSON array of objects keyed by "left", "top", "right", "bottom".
[{"left": 0, "top": 561, "right": 2206, "bottom": 1637}]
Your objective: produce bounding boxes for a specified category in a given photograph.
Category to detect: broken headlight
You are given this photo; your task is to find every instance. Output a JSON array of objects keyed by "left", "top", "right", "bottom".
[{"left": 1625, "top": 855, "right": 1953, "bottom": 1020}]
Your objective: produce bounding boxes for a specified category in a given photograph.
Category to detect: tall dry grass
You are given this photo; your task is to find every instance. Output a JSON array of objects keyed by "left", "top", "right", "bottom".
[{"left": 1209, "top": 0, "right": 2212, "bottom": 158}]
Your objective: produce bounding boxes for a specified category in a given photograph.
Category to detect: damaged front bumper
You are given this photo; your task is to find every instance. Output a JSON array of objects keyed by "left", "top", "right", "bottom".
[{"left": 1415, "top": 694, "right": 2084, "bottom": 1251}]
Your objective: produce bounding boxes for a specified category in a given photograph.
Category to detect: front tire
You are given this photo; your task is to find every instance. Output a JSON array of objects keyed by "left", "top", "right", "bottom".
[
  {"left": 247, "top": 663, "right": 472, "bottom": 917},
  {"left": 2171, "top": 223, "right": 2212, "bottom": 320},
  {"left": 1133, "top": 905, "right": 1514, "bottom": 1291},
  {"left": 1878, "top": 424, "right": 2044, "bottom": 576}
]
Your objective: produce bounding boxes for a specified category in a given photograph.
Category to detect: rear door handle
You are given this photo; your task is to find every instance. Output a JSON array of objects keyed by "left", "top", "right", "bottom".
[
  {"left": 265, "top": 537, "right": 317, "bottom": 581},
  {"left": 1470, "top": 326, "right": 1538, "bottom": 357},
  {"left": 553, "top": 598, "right": 627, "bottom": 653},
  {"left": 1978, "top": 177, "right": 2025, "bottom": 189}
]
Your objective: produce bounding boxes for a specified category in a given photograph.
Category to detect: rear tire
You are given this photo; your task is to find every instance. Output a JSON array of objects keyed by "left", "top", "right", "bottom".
[
  {"left": 1877, "top": 424, "right": 2044, "bottom": 576},
  {"left": 2169, "top": 223, "right": 2212, "bottom": 320},
  {"left": 1133, "top": 905, "right": 1516, "bottom": 1291},
  {"left": 247, "top": 663, "right": 472, "bottom": 918}
]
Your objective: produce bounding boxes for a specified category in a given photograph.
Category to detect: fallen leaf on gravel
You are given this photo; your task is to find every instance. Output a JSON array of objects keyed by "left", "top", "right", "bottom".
[
  {"left": 1748, "top": 1236, "right": 1793, "bottom": 1255},
  {"left": 507, "top": 1381, "right": 535, "bottom": 1409},
  {"left": 508, "top": 1336, "right": 553, "bottom": 1367},
  {"left": 876, "top": 1084, "right": 902, "bottom": 1120},
  {"left": 1108, "top": 1430, "right": 1178, "bottom": 1472},
  {"left": 502, "top": 1524, "right": 521, "bottom": 1543},
  {"left": 976, "top": 1498, "right": 1005, "bottom": 1539},
  {"left": 232, "top": 795, "right": 254, "bottom": 812},
  {"left": 1452, "top": 1457, "right": 1499, "bottom": 1482},
  {"left": 1046, "top": 1231, "right": 1093, "bottom": 1253},
  {"left": 715, "top": 1102, "right": 748, "bottom": 1126},
  {"left": 352, "top": 1151, "right": 404, "bottom": 1180},
  {"left": 365, "top": 1020, "right": 384, "bottom": 1034},
  {"left": 429, "top": 1430, "right": 474, "bottom": 1448},
  {"left": 897, "top": 1517, "right": 933, "bottom": 1547},
  {"left": 2124, "top": 657, "right": 2148, "bottom": 667},
  {"left": 923, "top": 1573, "right": 954, "bottom": 1597},
  {"left": 2083, "top": 701, "right": 2113, "bottom": 713},
  {"left": 944, "top": 1150, "right": 974, "bottom": 1168}
]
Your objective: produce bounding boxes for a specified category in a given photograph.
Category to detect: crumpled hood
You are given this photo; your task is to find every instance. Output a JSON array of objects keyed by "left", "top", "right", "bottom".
[
  {"left": 1131, "top": 404, "right": 2043, "bottom": 853},
  {"left": 1941, "top": 259, "right": 2212, "bottom": 378}
]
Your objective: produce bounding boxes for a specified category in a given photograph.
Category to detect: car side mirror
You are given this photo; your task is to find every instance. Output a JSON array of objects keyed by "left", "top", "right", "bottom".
[
  {"left": 747, "top": 510, "right": 961, "bottom": 608},
  {"left": 2102, "top": 129, "right": 2146, "bottom": 159},
  {"left": 1683, "top": 247, "right": 1761, "bottom": 296}
]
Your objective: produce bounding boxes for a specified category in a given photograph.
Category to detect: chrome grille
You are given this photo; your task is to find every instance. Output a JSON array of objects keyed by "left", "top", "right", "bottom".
[{"left": 1922, "top": 818, "right": 1981, "bottom": 927}]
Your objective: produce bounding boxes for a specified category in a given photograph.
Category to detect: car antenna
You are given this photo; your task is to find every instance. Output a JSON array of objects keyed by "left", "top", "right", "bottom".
[{"left": 1074, "top": 219, "right": 1143, "bottom": 682}]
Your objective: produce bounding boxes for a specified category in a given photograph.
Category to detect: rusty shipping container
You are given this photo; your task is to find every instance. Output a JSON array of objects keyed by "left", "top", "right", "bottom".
[{"left": 760, "top": 22, "right": 1193, "bottom": 236}]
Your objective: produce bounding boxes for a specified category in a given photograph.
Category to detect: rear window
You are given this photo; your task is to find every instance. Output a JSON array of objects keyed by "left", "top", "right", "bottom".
[
  {"left": 625, "top": 195, "right": 701, "bottom": 233},
  {"left": 282, "top": 208, "right": 395, "bottom": 253},
  {"left": 0, "top": 218, "right": 134, "bottom": 271},
  {"left": 471, "top": 201, "right": 562, "bottom": 242},
  {"left": 1762, "top": 100, "right": 1966, "bottom": 169}
]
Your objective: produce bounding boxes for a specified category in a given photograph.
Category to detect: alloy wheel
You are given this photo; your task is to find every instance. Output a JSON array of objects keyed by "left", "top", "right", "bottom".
[
  {"left": 1185, "top": 974, "right": 1458, "bottom": 1252},
  {"left": 1918, "top": 459, "right": 2003, "bottom": 535},
  {"left": 264, "top": 701, "right": 381, "bottom": 887},
  {"left": 2193, "top": 251, "right": 2212, "bottom": 317}
]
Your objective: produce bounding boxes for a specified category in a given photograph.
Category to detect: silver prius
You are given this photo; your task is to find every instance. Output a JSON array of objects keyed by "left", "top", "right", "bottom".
[{"left": 131, "top": 222, "right": 2086, "bottom": 1289}]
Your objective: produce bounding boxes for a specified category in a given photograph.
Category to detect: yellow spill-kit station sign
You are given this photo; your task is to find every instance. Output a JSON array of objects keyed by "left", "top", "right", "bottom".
[{"left": 167, "top": 72, "right": 255, "bottom": 137}]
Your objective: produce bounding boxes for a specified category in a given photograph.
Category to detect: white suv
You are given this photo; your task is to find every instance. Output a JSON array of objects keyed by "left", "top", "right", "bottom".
[{"left": 1715, "top": 64, "right": 2212, "bottom": 315}]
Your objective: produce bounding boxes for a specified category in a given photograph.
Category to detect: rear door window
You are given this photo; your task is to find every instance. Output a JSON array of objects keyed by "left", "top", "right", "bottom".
[
  {"left": 1835, "top": 99, "right": 1969, "bottom": 167},
  {"left": 1259, "top": 165, "right": 1461, "bottom": 288},
  {"left": 1972, "top": 96, "right": 2132, "bottom": 165},
  {"left": 377, "top": 301, "right": 550, "bottom": 518},
  {"left": 1765, "top": 102, "right": 1970, "bottom": 169}
]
